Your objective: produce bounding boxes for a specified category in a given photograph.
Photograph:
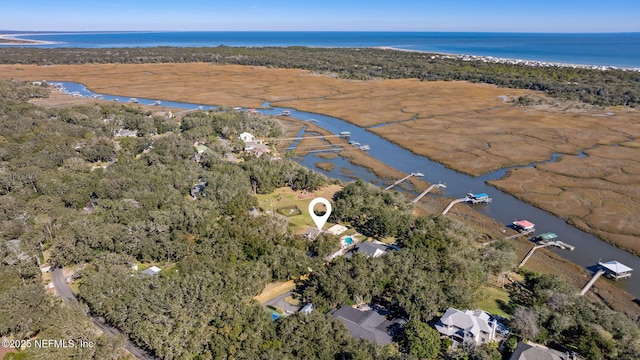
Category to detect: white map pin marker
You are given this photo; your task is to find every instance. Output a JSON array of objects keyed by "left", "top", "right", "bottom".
[{"left": 308, "top": 197, "right": 332, "bottom": 231}]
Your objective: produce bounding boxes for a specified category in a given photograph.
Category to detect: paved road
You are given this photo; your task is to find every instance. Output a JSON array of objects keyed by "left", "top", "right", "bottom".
[{"left": 52, "top": 268, "right": 157, "bottom": 360}]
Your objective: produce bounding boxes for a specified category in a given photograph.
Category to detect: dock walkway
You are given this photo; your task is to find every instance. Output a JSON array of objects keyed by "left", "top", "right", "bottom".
[
  {"left": 385, "top": 172, "right": 426, "bottom": 191},
  {"left": 518, "top": 241, "right": 575, "bottom": 267},
  {"left": 442, "top": 198, "right": 467, "bottom": 215},
  {"left": 411, "top": 183, "right": 446, "bottom": 203},
  {"left": 385, "top": 174, "right": 414, "bottom": 191},
  {"left": 580, "top": 269, "right": 605, "bottom": 296}
]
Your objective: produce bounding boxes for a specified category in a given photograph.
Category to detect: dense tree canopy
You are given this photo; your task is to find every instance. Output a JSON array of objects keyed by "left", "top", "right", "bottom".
[{"left": 1, "top": 78, "right": 638, "bottom": 360}]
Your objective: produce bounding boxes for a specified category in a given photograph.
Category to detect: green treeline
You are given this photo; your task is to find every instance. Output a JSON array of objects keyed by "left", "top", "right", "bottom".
[
  {"left": 0, "top": 79, "right": 639, "bottom": 359},
  {"left": 1, "top": 46, "right": 639, "bottom": 107}
]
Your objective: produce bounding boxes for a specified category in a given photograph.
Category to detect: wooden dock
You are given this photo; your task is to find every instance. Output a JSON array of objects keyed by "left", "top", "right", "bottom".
[
  {"left": 410, "top": 183, "right": 446, "bottom": 203},
  {"left": 518, "top": 241, "right": 575, "bottom": 268},
  {"left": 386, "top": 173, "right": 425, "bottom": 191},
  {"left": 442, "top": 198, "right": 467, "bottom": 215},
  {"left": 580, "top": 269, "right": 605, "bottom": 296},
  {"left": 504, "top": 229, "right": 535, "bottom": 240},
  {"left": 271, "top": 134, "right": 350, "bottom": 142}
]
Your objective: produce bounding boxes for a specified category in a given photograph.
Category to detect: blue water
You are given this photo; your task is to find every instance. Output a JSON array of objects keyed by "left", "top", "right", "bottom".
[
  {"left": 345, "top": 237, "right": 354, "bottom": 245},
  {"left": 5, "top": 31, "right": 640, "bottom": 68}
]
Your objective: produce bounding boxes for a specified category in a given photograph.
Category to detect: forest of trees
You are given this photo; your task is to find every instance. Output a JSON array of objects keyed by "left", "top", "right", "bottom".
[
  {"left": 0, "top": 46, "right": 638, "bottom": 107},
  {"left": 1, "top": 79, "right": 639, "bottom": 359}
]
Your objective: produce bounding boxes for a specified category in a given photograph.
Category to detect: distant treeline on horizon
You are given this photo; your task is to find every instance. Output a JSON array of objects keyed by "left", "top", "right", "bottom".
[{"left": 0, "top": 46, "right": 638, "bottom": 107}]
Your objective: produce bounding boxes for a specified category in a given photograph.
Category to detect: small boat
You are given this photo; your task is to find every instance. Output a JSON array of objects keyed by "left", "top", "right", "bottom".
[
  {"left": 153, "top": 100, "right": 162, "bottom": 105},
  {"left": 281, "top": 110, "right": 291, "bottom": 116},
  {"left": 359, "top": 145, "right": 370, "bottom": 151},
  {"left": 129, "top": 98, "right": 138, "bottom": 103}
]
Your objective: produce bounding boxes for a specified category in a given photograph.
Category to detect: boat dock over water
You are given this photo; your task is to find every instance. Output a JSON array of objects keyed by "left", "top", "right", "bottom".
[
  {"left": 513, "top": 219, "right": 535, "bottom": 233},
  {"left": 581, "top": 260, "right": 633, "bottom": 295},
  {"left": 599, "top": 260, "right": 633, "bottom": 280},
  {"left": 466, "top": 192, "right": 492, "bottom": 204}
]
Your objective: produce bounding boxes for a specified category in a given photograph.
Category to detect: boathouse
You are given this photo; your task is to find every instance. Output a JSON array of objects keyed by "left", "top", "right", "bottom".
[
  {"left": 513, "top": 220, "right": 535, "bottom": 232},
  {"left": 466, "top": 193, "right": 492, "bottom": 204},
  {"left": 534, "top": 232, "right": 558, "bottom": 242},
  {"left": 599, "top": 261, "right": 633, "bottom": 280}
]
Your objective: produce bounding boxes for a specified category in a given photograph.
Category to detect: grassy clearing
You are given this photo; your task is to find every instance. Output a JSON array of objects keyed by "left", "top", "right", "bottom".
[
  {"left": 477, "top": 286, "right": 511, "bottom": 318},
  {"left": 253, "top": 280, "right": 296, "bottom": 304},
  {"left": 256, "top": 185, "right": 342, "bottom": 234}
]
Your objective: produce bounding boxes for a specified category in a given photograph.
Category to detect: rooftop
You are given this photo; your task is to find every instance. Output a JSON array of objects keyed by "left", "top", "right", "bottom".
[
  {"left": 599, "top": 260, "right": 633, "bottom": 274},
  {"left": 330, "top": 306, "right": 401, "bottom": 345},
  {"left": 510, "top": 341, "right": 571, "bottom": 360},
  {"left": 514, "top": 220, "right": 535, "bottom": 229}
]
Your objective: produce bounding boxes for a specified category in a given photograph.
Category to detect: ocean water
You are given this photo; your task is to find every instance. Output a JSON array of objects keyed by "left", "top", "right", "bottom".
[{"left": 6, "top": 31, "right": 640, "bottom": 68}]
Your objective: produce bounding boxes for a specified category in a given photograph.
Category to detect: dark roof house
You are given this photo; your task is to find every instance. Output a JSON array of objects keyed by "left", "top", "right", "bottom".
[
  {"left": 329, "top": 306, "right": 403, "bottom": 345},
  {"left": 510, "top": 341, "right": 574, "bottom": 360},
  {"left": 349, "top": 241, "right": 389, "bottom": 258}
]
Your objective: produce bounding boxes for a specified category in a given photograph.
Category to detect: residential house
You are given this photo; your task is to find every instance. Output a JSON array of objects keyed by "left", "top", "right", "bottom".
[
  {"left": 239, "top": 132, "right": 255, "bottom": 143},
  {"left": 510, "top": 341, "right": 575, "bottom": 360},
  {"left": 300, "top": 303, "right": 314, "bottom": 315},
  {"left": 114, "top": 129, "right": 139, "bottom": 138},
  {"left": 435, "top": 307, "right": 498, "bottom": 345},
  {"left": 330, "top": 306, "right": 403, "bottom": 345},
  {"left": 195, "top": 144, "right": 209, "bottom": 154},
  {"left": 244, "top": 141, "right": 257, "bottom": 151},
  {"left": 248, "top": 207, "right": 261, "bottom": 217},
  {"left": 141, "top": 266, "right": 161, "bottom": 276},
  {"left": 303, "top": 227, "right": 321, "bottom": 240},
  {"left": 251, "top": 143, "right": 271, "bottom": 157},
  {"left": 350, "top": 241, "right": 388, "bottom": 258},
  {"left": 190, "top": 179, "right": 207, "bottom": 199}
]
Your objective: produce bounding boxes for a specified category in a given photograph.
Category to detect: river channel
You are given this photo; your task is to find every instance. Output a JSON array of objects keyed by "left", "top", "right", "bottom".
[{"left": 56, "top": 82, "right": 640, "bottom": 298}]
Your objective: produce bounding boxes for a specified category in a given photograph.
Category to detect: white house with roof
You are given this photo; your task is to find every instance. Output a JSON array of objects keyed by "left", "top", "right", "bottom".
[
  {"left": 141, "top": 266, "right": 161, "bottom": 276},
  {"left": 435, "top": 307, "right": 498, "bottom": 345},
  {"left": 239, "top": 132, "right": 255, "bottom": 143}
]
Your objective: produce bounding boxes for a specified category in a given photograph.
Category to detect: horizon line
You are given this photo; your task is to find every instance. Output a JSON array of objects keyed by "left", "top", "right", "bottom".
[{"left": 3, "top": 30, "right": 640, "bottom": 35}]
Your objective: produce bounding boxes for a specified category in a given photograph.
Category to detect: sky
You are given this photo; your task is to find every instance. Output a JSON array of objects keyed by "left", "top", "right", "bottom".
[{"left": 4, "top": 0, "right": 640, "bottom": 33}]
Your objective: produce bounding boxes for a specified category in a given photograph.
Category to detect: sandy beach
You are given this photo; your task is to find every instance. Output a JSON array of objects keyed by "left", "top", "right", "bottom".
[{"left": 0, "top": 34, "right": 55, "bottom": 45}]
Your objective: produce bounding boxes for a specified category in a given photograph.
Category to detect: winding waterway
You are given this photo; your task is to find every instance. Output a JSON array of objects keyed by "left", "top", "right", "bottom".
[{"left": 56, "top": 82, "right": 640, "bottom": 298}]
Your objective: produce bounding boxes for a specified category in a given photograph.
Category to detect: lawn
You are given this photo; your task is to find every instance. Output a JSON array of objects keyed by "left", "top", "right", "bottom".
[
  {"left": 477, "top": 286, "right": 511, "bottom": 319},
  {"left": 256, "top": 185, "right": 342, "bottom": 234}
]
